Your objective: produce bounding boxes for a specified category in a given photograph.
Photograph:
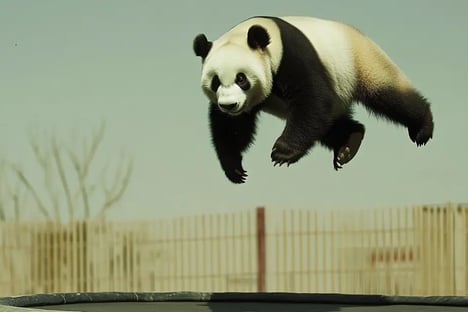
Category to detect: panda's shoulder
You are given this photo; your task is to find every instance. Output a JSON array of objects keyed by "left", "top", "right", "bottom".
[{"left": 278, "top": 16, "right": 357, "bottom": 49}]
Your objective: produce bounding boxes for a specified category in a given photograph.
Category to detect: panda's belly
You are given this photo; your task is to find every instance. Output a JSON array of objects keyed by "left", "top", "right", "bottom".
[{"left": 261, "top": 94, "right": 349, "bottom": 121}]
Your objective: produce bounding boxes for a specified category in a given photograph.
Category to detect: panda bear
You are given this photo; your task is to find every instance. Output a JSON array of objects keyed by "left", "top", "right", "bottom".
[{"left": 193, "top": 16, "right": 434, "bottom": 184}]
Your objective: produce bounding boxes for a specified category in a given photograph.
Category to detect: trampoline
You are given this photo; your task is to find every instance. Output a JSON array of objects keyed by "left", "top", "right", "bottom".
[{"left": 1, "top": 292, "right": 468, "bottom": 312}]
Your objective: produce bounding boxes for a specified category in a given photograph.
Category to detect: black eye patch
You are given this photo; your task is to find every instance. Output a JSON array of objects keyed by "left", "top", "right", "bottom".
[
  {"left": 235, "top": 73, "right": 250, "bottom": 90},
  {"left": 211, "top": 75, "right": 221, "bottom": 92}
]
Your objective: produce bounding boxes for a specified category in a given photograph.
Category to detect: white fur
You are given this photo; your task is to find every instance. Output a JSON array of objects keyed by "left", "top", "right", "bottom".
[
  {"left": 281, "top": 16, "right": 357, "bottom": 104},
  {"left": 346, "top": 26, "right": 412, "bottom": 92},
  {"left": 201, "top": 18, "right": 284, "bottom": 114},
  {"left": 217, "top": 84, "right": 246, "bottom": 115},
  {"left": 201, "top": 41, "right": 272, "bottom": 113},
  {"left": 217, "top": 17, "right": 283, "bottom": 73}
]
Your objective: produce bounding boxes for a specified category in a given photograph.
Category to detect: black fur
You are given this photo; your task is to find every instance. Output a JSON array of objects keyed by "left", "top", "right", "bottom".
[
  {"left": 319, "top": 114, "right": 365, "bottom": 170},
  {"left": 357, "top": 86, "right": 433, "bottom": 146},
  {"left": 193, "top": 34, "right": 212, "bottom": 59},
  {"left": 235, "top": 73, "right": 251, "bottom": 90},
  {"left": 209, "top": 104, "right": 260, "bottom": 183},
  {"left": 247, "top": 25, "right": 271, "bottom": 50},
  {"left": 265, "top": 17, "right": 339, "bottom": 167},
  {"left": 211, "top": 75, "right": 221, "bottom": 92}
]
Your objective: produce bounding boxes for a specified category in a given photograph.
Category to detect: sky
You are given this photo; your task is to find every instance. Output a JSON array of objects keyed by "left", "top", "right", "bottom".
[{"left": 0, "top": 0, "right": 467, "bottom": 221}]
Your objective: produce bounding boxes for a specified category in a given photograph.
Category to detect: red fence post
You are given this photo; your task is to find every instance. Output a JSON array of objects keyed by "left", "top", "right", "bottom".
[{"left": 256, "top": 206, "right": 266, "bottom": 292}]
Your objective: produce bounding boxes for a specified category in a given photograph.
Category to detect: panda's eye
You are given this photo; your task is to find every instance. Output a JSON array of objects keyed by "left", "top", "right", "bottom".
[
  {"left": 235, "top": 72, "right": 250, "bottom": 90},
  {"left": 236, "top": 73, "right": 246, "bottom": 84},
  {"left": 211, "top": 75, "right": 221, "bottom": 92}
]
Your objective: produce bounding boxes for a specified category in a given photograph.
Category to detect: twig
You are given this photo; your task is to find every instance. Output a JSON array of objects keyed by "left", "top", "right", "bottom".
[
  {"left": 98, "top": 157, "right": 133, "bottom": 219},
  {"left": 12, "top": 165, "right": 50, "bottom": 219},
  {"left": 52, "top": 137, "right": 74, "bottom": 221}
]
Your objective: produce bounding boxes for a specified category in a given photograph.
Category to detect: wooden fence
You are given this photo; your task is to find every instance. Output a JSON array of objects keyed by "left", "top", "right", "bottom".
[{"left": 0, "top": 204, "right": 467, "bottom": 297}]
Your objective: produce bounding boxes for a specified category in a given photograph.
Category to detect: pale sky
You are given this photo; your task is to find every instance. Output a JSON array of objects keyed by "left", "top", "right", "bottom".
[{"left": 1, "top": 0, "right": 467, "bottom": 220}]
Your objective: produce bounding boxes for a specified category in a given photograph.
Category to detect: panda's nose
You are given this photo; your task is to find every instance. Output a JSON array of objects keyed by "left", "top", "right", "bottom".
[{"left": 219, "top": 103, "right": 237, "bottom": 111}]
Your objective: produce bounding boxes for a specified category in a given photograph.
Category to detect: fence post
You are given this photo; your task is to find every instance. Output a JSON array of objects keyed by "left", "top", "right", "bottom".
[{"left": 256, "top": 206, "right": 266, "bottom": 292}]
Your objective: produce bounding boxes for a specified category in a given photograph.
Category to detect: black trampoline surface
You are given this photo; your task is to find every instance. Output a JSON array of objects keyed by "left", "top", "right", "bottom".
[
  {"left": 33, "top": 301, "right": 468, "bottom": 312},
  {"left": 1, "top": 292, "right": 467, "bottom": 312}
]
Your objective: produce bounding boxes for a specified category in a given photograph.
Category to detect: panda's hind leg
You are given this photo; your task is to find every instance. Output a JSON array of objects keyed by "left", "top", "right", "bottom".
[
  {"left": 359, "top": 86, "right": 434, "bottom": 146},
  {"left": 320, "top": 116, "right": 365, "bottom": 170}
]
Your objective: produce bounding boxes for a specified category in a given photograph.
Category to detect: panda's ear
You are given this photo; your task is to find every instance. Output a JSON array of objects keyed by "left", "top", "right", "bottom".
[
  {"left": 247, "top": 25, "right": 270, "bottom": 50},
  {"left": 193, "top": 34, "right": 212, "bottom": 58}
]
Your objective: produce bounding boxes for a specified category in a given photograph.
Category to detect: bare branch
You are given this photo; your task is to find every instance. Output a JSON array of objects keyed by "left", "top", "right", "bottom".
[
  {"left": 51, "top": 137, "right": 74, "bottom": 221},
  {"left": 98, "top": 157, "right": 133, "bottom": 219},
  {"left": 28, "top": 130, "right": 61, "bottom": 221},
  {"left": 6, "top": 179, "right": 24, "bottom": 222},
  {"left": 28, "top": 131, "right": 48, "bottom": 171},
  {"left": 67, "top": 122, "right": 105, "bottom": 219},
  {"left": 0, "top": 161, "right": 22, "bottom": 221},
  {"left": 0, "top": 160, "right": 6, "bottom": 221},
  {"left": 0, "top": 203, "right": 5, "bottom": 221},
  {"left": 12, "top": 164, "right": 50, "bottom": 219},
  {"left": 68, "top": 148, "right": 91, "bottom": 219},
  {"left": 12, "top": 183, "right": 24, "bottom": 222},
  {"left": 83, "top": 121, "right": 105, "bottom": 179}
]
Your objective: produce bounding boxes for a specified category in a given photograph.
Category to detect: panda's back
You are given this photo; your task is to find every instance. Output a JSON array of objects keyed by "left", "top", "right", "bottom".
[
  {"left": 224, "top": 16, "right": 407, "bottom": 103},
  {"left": 280, "top": 16, "right": 360, "bottom": 103},
  {"left": 280, "top": 16, "right": 412, "bottom": 95}
]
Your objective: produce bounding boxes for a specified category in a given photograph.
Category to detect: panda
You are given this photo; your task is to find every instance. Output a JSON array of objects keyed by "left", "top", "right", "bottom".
[{"left": 193, "top": 16, "right": 434, "bottom": 184}]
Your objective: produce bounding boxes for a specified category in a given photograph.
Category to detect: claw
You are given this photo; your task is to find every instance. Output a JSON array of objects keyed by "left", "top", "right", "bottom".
[
  {"left": 226, "top": 165, "right": 248, "bottom": 184},
  {"left": 334, "top": 158, "right": 343, "bottom": 170},
  {"left": 274, "top": 160, "right": 282, "bottom": 167}
]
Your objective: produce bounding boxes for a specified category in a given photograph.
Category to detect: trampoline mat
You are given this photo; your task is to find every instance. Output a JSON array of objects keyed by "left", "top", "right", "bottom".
[
  {"left": 1, "top": 292, "right": 467, "bottom": 312},
  {"left": 35, "top": 301, "right": 468, "bottom": 312}
]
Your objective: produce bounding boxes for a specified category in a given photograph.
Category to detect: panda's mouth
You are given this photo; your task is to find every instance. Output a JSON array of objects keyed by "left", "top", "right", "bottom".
[{"left": 218, "top": 102, "right": 243, "bottom": 115}]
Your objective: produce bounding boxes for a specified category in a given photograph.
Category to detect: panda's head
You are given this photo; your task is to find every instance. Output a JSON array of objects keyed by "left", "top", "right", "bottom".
[{"left": 193, "top": 25, "right": 273, "bottom": 116}]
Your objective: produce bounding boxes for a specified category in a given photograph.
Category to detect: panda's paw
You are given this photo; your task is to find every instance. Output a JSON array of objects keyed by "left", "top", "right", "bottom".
[
  {"left": 220, "top": 155, "right": 248, "bottom": 184},
  {"left": 333, "top": 131, "right": 364, "bottom": 171},
  {"left": 224, "top": 168, "right": 248, "bottom": 184},
  {"left": 408, "top": 113, "right": 434, "bottom": 146},
  {"left": 409, "top": 123, "right": 433, "bottom": 146},
  {"left": 271, "top": 140, "right": 306, "bottom": 167},
  {"left": 333, "top": 146, "right": 351, "bottom": 171}
]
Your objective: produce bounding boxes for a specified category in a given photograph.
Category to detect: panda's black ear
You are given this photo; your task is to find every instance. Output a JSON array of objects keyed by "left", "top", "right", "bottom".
[
  {"left": 247, "top": 25, "right": 270, "bottom": 50},
  {"left": 193, "top": 34, "right": 212, "bottom": 58}
]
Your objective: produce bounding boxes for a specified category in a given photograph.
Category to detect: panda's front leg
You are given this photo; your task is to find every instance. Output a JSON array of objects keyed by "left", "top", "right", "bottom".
[
  {"left": 209, "top": 103, "right": 259, "bottom": 183},
  {"left": 271, "top": 93, "right": 333, "bottom": 166}
]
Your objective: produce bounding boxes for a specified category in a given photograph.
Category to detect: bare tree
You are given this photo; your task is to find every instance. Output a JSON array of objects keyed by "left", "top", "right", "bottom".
[{"left": 6, "top": 122, "right": 133, "bottom": 221}]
